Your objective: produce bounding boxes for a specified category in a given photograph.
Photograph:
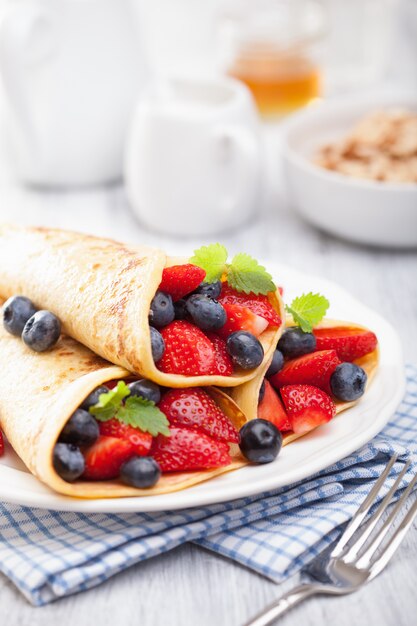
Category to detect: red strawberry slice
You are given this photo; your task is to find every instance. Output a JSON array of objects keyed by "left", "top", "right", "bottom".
[
  {"left": 0, "top": 430, "right": 4, "bottom": 456},
  {"left": 217, "top": 303, "right": 269, "bottom": 339},
  {"left": 159, "top": 264, "right": 206, "bottom": 301},
  {"left": 280, "top": 384, "right": 336, "bottom": 434},
  {"left": 151, "top": 426, "right": 231, "bottom": 472},
  {"left": 206, "top": 333, "right": 234, "bottom": 376},
  {"left": 158, "top": 321, "right": 216, "bottom": 376},
  {"left": 218, "top": 285, "right": 281, "bottom": 326},
  {"left": 313, "top": 327, "right": 378, "bottom": 362},
  {"left": 83, "top": 436, "right": 136, "bottom": 480},
  {"left": 158, "top": 388, "right": 239, "bottom": 443},
  {"left": 98, "top": 419, "right": 153, "bottom": 455},
  {"left": 270, "top": 350, "right": 341, "bottom": 393},
  {"left": 258, "top": 380, "right": 291, "bottom": 431}
]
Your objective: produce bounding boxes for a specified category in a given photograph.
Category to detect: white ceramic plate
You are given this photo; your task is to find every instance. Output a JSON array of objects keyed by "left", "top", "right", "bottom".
[{"left": 0, "top": 262, "right": 404, "bottom": 512}]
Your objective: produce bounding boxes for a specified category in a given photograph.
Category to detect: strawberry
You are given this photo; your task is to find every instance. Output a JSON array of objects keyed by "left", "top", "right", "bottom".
[
  {"left": 270, "top": 350, "right": 341, "bottom": 393},
  {"left": 159, "top": 264, "right": 206, "bottom": 301},
  {"left": 216, "top": 303, "right": 269, "bottom": 339},
  {"left": 280, "top": 384, "right": 336, "bottom": 434},
  {"left": 258, "top": 380, "right": 291, "bottom": 431},
  {"left": 151, "top": 426, "right": 231, "bottom": 472},
  {"left": 0, "top": 430, "right": 4, "bottom": 456},
  {"left": 158, "top": 320, "right": 216, "bottom": 376},
  {"left": 313, "top": 327, "right": 378, "bottom": 362},
  {"left": 83, "top": 436, "right": 136, "bottom": 480},
  {"left": 158, "top": 388, "right": 239, "bottom": 443},
  {"left": 218, "top": 284, "right": 281, "bottom": 326},
  {"left": 206, "top": 333, "right": 234, "bottom": 376},
  {"left": 98, "top": 419, "right": 153, "bottom": 455}
]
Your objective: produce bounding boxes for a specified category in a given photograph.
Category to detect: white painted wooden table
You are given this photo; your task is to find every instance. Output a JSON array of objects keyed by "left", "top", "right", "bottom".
[{"left": 0, "top": 127, "right": 417, "bottom": 626}]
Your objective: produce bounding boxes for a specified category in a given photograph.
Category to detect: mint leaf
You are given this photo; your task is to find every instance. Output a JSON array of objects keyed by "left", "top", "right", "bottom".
[
  {"left": 190, "top": 243, "right": 228, "bottom": 283},
  {"left": 285, "top": 292, "right": 329, "bottom": 333},
  {"left": 227, "top": 253, "right": 275, "bottom": 295},
  {"left": 89, "top": 381, "right": 130, "bottom": 422},
  {"left": 118, "top": 396, "right": 170, "bottom": 437}
]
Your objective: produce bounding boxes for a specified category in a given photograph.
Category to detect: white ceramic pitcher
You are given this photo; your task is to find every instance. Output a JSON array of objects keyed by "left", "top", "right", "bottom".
[
  {"left": 125, "top": 77, "right": 262, "bottom": 236},
  {"left": 0, "top": 0, "right": 148, "bottom": 186}
]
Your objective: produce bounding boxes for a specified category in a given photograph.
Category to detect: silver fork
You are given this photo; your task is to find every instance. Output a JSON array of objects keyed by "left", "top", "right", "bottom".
[{"left": 244, "top": 454, "right": 417, "bottom": 626}]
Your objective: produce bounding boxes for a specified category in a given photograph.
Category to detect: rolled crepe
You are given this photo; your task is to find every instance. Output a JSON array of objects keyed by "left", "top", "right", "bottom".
[
  {"left": 0, "top": 312, "right": 247, "bottom": 498},
  {"left": 0, "top": 224, "right": 284, "bottom": 388},
  {"left": 230, "top": 317, "right": 379, "bottom": 446}
]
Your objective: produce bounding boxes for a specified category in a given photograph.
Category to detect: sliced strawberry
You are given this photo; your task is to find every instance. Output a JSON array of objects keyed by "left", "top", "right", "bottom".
[
  {"left": 98, "top": 419, "right": 153, "bottom": 455},
  {"left": 270, "top": 350, "right": 341, "bottom": 393},
  {"left": 218, "top": 284, "right": 281, "bottom": 326},
  {"left": 158, "top": 320, "right": 216, "bottom": 376},
  {"left": 280, "top": 384, "right": 336, "bottom": 434},
  {"left": 158, "top": 388, "right": 239, "bottom": 443},
  {"left": 258, "top": 380, "right": 291, "bottom": 431},
  {"left": 0, "top": 431, "right": 4, "bottom": 456},
  {"left": 83, "top": 436, "right": 136, "bottom": 480},
  {"left": 313, "top": 327, "right": 378, "bottom": 362},
  {"left": 206, "top": 333, "right": 234, "bottom": 376},
  {"left": 151, "top": 426, "right": 231, "bottom": 472},
  {"left": 159, "top": 264, "right": 206, "bottom": 301},
  {"left": 216, "top": 303, "right": 269, "bottom": 339}
]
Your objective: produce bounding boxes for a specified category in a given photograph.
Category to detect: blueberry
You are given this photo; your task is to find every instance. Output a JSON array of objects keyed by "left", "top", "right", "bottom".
[
  {"left": 174, "top": 298, "right": 188, "bottom": 320},
  {"left": 266, "top": 349, "right": 284, "bottom": 378},
  {"left": 129, "top": 379, "right": 161, "bottom": 404},
  {"left": 226, "top": 331, "right": 264, "bottom": 370},
  {"left": 277, "top": 328, "right": 316, "bottom": 358},
  {"left": 59, "top": 409, "right": 100, "bottom": 447},
  {"left": 193, "top": 280, "right": 222, "bottom": 299},
  {"left": 2, "top": 295, "right": 37, "bottom": 336},
  {"left": 149, "top": 291, "right": 175, "bottom": 328},
  {"left": 22, "top": 310, "right": 61, "bottom": 352},
  {"left": 53, "top": 443, "right": 85, "bottom": 482},
  {"left": 120, "top": 456, "right": 161, "bottom": 488},
  {"left": 80, "top": 385, "right": 109, "bottom": 410},
  {"left": 239, "top": 419, "right": 282, "bottom": 463},
  {"left": 185, "top": 294, "right": 226, "bottom": 331},
  {"left": 150, "top": 326, "right": 165, "bottom": 362},
  {"left": 259, "top": 379, "right": 266, "bottom": 403},
  {"left": 330, "top": 362, "right": 367, "bottom": 401}
]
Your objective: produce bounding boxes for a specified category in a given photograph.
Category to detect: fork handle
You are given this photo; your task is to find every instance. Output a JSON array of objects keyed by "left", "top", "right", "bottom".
[{"left": 243, "top": 583, "right": 321, "bottom": 626}]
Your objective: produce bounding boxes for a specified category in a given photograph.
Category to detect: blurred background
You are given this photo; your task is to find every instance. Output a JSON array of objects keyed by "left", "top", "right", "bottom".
[
  {"left": 0, "top": 0, "right": 415, "bottom": 228},
  {"left": 0, "top": 0, "right": 416, "bottom": 355}
]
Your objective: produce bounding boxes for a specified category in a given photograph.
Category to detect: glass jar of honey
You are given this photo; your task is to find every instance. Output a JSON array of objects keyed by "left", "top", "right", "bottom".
[{"left": 218, "top": 0, "right": 326, "bottom": 117}]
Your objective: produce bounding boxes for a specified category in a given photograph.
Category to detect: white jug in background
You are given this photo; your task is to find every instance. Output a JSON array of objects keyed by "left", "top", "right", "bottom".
[
  {"left": 0, "top": 0, "right": 147, "bottom": 186},
  {"left": 125, "top": 77, "right": 262, "bottom": 236}
]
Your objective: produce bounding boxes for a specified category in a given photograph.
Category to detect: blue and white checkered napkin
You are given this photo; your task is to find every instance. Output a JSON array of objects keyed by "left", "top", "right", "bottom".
[{"left": 1, "top": 365, "right": 417, "bottom": 606}]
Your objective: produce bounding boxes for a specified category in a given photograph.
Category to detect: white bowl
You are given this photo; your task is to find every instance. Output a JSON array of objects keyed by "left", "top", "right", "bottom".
[{"left": 281, "top": 92, "right": 417, "bottom": 248}]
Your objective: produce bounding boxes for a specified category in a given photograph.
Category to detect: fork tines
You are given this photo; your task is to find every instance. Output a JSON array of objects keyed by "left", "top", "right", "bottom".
[{"left": 331, "top": 454, "right": 417, "bottom": 574}]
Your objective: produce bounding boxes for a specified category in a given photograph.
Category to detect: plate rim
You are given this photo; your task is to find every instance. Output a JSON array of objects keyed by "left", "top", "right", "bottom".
[{"left": 0, "top": 261, "right": 405, "bottom": 513}]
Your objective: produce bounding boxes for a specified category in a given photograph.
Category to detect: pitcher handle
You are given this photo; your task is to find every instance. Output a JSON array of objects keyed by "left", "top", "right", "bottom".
[{"left": 212, "top": 125, "right": 262, "bottom": 218}]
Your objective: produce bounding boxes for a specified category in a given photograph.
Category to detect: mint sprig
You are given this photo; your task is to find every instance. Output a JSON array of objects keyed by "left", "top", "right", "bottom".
[
  {"left": 89, "top": 381, "right": 170, "bottom": 437},
  {"left": 89, "top": 381, "right": 130, "bottom": 421},
  {"left": 190, "top": 244, "right": 275, "bottom": 295},
  {"left": 227, "top": 253, "right": 275, "bottom": 295},
  {"left": 285, "top": 292, "right": 329, "bottom": 333},
  {"left": 118, "top": 396, "right": 170, "bottom": 437},
  {"left": 190, "top": 243, "right": 227, "bottom": 283}
]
